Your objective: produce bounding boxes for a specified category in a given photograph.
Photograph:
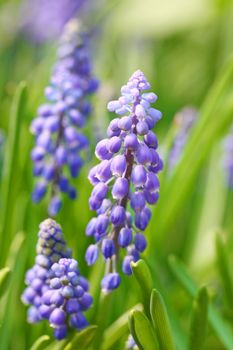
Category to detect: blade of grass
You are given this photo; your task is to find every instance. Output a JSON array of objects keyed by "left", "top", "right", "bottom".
[
  {"left": 188, "top": 286, "right": 209, "bottom": 350},
  {"left": 168, "top": 255, "right": 233, "bottom": 350},
  {"left": 150, "top": 289, "right": 176, "bottom": 350}
]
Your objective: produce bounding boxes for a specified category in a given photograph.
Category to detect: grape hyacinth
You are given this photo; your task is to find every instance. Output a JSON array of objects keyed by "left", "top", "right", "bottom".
[
  {"left": 40, "top": 258, "right": 92, "bottom": 340},
  {"left": 30, "top": 20, "right": 98, "bottom": 216},
  {"left": 21, "top": 0, "right": 86, "bottom": 43},
  {"left": 85, "top": 70, "right": 163, "bottom": 292},
  {"left": 168, "top": 107, "right": 197, "bottom": 171},
  {"left": 223, "top": 127, "right": 233, "bottom": 187},
  {"left": 21, "top": 219, "right": 71, "bottom": 323}
]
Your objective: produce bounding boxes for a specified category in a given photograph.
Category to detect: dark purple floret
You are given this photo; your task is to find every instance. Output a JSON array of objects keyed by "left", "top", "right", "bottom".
[
  {"left": 31, "top": 20, "right": 98, "bottom": 216},
  {"left": 85, "top": 70, "right": 163, "bottom": 292}
]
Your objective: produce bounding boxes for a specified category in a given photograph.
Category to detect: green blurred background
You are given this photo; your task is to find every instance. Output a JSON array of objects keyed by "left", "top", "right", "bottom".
[{"left": 1, "top": 0, "right": 233, "bottom": 349}]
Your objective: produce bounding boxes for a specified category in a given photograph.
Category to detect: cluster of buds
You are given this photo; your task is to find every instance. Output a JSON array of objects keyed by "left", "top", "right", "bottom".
[
  {"left": 21, "top": 219, "right": 92, "bottom": 340},
  {"left": 30, "top": 20, "right": 98, "bottom": 216},
  {"left": 40, "top": 258, "right": 92, "bottom": 340},
  {"left": 85, "top": 70, "right": 163, "bottom": 292},
  {"left": 21, "top": 219, "right": 71, "bottom": 323}
]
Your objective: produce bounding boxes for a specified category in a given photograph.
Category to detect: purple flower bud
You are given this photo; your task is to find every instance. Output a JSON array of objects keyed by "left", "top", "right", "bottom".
[
  {"left": 118, "top": 116, "right": 132, "bottom": 131},
  {"left": 124, "top": 134, "right": 139, "bottom": 150},
  {"left": 54, "top": 326, "right": 68, "bottom": 340},
  {"left": 134, "top": 233, "right": 147, "bottom": 252},
  {"left": 135, "top": 207, "right": 151, "bottom": 230},
  {"left": 144, "top": 131, "right": 158, "bottom": 149},
  {"left": 85, "top": 218, "right": 97, "bottom": 236},
  {"left": 32, "top": 181, "right": 47, "bottom": 203},
  {"left": 92, "top": 182, "right": 108, "bottom": 202},
  {"left": 131, "top": 165, "right": 147, "bottom": 187},
  {"left": 148, "top": 108, "right": 162, "bottom": 121},
  {"left": 48, "top": 196, "right": 62, "bottom": 216},
  {"left": 101, "top": 273, "right": 121, "bottom": 292},
  {"left": 136, "top": 121, "right": 149, "bottom": 136},
  {"left": 107, "top": 136, "right": 122, "bottom": 154},
  {"left": 95, "top": 215, "right": 109, "bottom": 234},
  {"left": 122, "top": 256, "right": 134, "bottom": 275},
  {"left": 112, "top": 178, "right": 129, "bottom": 200},
  {"left": 142, "top": 92, "right": 157, "bottom": 103},
  {"left": 96, "top": 160, "right": 112, "bottom": 182},
  {"left": 145, "top": 190, "right": 159, "bottom": 204},
  {"left": 110, "top": 155, "right": 127, "bottom": 176},
  {"left": 95, "top": 139, "right": 111, "bottom": 160},
  {"left": 66, "top": 299, "right": 80, "bottom": 314},
  {"left": 107, "top": 100, "right": 121, "bottom": 112},
  {"left": 110, "top": 206, "right": 126, "bottom": 226},
  {"left": 135, "top": 144, "right": 152, "bottom": 165},
  {"left": 130, "top": 192, "right": 146, "bottom": 212},
  {"left": 102, "top": 239, "right": 115, "bottom": 259},
  {"left": 70, "top": 312, "right": 88, "bottom": 330},
  {"left": 79, "top": 293, "right": 93, "bottom": 310},
  {"left": 49, "top": 308, "right": 66, "bottom": 326},
  {"left": 118, "top": 228, "right": 132, "bottom": 247},
  {"left": 85, "top": 245, "right": 99, "bottom": 265},
  {"left": 135, "top": 104, "right": 146, "bottom": 118}
]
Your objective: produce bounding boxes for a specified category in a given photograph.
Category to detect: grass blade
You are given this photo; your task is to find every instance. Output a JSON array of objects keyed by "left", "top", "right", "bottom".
[
  {"left": 129, "top": 310, "right": 159, "bottom": 350},
  {"left": 150, "top": 289, "right": 176, "bottom": 350},
  {"left": 188, "top": 286, "right": 209, "bottom": 350},
  {"left": 168, "top": 255, "right": 233, "bottom": 350}
]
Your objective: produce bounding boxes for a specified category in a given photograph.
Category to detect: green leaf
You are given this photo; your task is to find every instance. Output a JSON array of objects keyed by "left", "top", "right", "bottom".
[
  {"left": 150, "top": 289, "right": 176, "bottom": 350},
  {"left": 30, "top": 335, "right": 50, "bottom": 350},
  {"left": 215, "top": 233, "right": 233, "bottom": 305},
  {"left": 64, "top": 326, "right": 97, "bottom": 350},
  {"left": 188, "top": 287, "right": 209, "bottom": 350},
  {"left": 129, "top": 310, "right": 159, "bottom": 350},
  {"left": 0, "top": 267, "right": 11, "bottom": 298},
  {"left": 131, "top": 259, "right": 153, "bottom": 317},
  {"left": 101, "top": 304, "right": 142, "bottom": 350},
  {"left": 168, "top": 255, "right": 233, "bottom": 350},
  {"left": 0, "top": 81, "right": 27, "bottom": 266}
]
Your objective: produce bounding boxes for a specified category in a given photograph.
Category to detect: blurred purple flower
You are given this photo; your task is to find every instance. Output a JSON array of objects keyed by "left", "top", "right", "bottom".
[
  {"left": 31, "top": 20, "right": 98, "bottom": 215},
  {"left": 21, "top": 0, "right": 86, "bottom": 43},
  {"left": 223, "top": 128, "right": 233, "bottom": 187},
  {"left": 85, "top": 70, "right": 163, "bottom": 292},
  {"left": 168, "top": 107, "right": 197, "bottom": 171}
]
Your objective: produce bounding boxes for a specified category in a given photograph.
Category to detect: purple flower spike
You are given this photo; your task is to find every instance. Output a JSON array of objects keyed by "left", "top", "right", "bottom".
[
  {"left": 85, "top": 70, "right": 163, "bottom": 292},
  {"left": 21, "top": 219, "right": 92, "bottom": 340},
  {"left": 21, "top": 219, "right": 71, "bottom": 324},
  {"left": 30, "top": 20, "right": 98, "bottom": 216}
]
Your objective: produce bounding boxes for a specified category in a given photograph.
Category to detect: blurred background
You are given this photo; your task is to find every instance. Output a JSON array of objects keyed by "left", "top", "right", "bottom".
[{"left": 1, "top": 0, "right": 233, "bottom": 349}]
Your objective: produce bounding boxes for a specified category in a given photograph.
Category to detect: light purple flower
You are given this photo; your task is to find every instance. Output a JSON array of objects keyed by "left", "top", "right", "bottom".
[
  {"left": 31, "top": 21, "right": 98, "bottom": 215},
  {"left": 85, "top": 70, "right": 163, "bottom": 291}
]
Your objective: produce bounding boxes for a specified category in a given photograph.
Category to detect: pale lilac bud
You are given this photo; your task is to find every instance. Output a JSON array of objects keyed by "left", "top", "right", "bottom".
[{"left": 112, "top": 178, "right": 129, "bottom": 200}]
